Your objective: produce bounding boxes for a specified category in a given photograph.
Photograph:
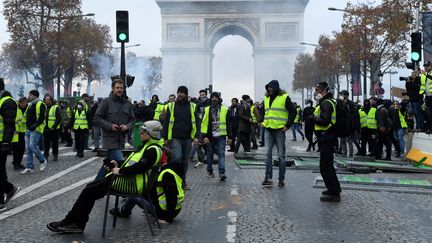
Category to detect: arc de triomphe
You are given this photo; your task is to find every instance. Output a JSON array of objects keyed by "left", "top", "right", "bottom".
[{"left": 156, "top": 0, "right": 309, "bottom": 99}]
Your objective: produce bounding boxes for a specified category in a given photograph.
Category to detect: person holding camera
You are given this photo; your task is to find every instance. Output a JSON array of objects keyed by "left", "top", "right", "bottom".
[
  {"left": 47, "top": 121, "right": 164, "bottom": 234},
  {"left": 420, "top": 61, "right": 432, "bottom": 133},
  {"left": 405, "top": 68, "right": 424, "bottom": 130}
]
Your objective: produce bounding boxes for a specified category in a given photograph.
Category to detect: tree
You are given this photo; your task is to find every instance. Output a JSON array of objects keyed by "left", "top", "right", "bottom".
[{"left": 293, "top": 53, "right": 318, "bottom": 100}]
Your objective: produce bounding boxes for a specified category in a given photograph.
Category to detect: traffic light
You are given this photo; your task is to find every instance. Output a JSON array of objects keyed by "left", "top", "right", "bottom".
[
  {"left": 411, "top": 32, "right": 421, "bottom": 63},
  {"left": 126, "top": 75, "right": 135, "bottom": 87},
  {"left": 116, "top": 11, "right": 129, "bottom": 43},
  {"left": 405, "top": 62, "right": 415, "bottom": 70}
]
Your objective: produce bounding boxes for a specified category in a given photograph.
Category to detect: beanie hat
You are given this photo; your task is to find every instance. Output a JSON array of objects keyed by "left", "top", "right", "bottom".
[
  {"left": 141, "top": 120, "right": 163, "bottom": 139},
  {"left": 315, "top": 82, "right": 329, "bottom": 91},
  {"left": 29, "top": 90, "right": 40, "bottom": 97},
  {"left": 177, "top": 86, "right": 188, "bottom": 96},
  {"left": 241, "top": 94, "right": 250, "bottom": 101},
  {"left": 210, "top": 92, "right": 220, "bottom": 99}
]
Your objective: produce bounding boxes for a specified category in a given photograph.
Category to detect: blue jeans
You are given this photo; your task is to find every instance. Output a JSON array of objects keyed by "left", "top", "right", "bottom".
[
  {"left": 411, "top": 101, "right": 424, "bottom": 129},
  {"left": 170, "top": 138, "right": 192, "bottom": 182},
  {"left": 265, "top": 129, "right": 286, "bottom": 181},
  {"left": 394, "top": 128, "right": 406, "bottom": 154},
  {"left": 206, "top": 136, "right": 226, "bottom": 174},
  {"left": 121, "top": 196, "right": 155, "bottom": 216},
  {"left": 291, "top": 123, "right": 304, "bottom": 140},
  {"left": 25, "top": 130, "right": 45, "bottom": 169},
  {"left": 93, "top": 126, "right": 101, "bottom": 149}
]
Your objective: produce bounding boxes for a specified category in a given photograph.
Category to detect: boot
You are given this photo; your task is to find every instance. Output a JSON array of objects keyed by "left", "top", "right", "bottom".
[
  {"left": 53, "top": 155, "right": 58, "bottom": 161},
  {"left": 306, "top": 144, "right": 311, "bottom": 152}
]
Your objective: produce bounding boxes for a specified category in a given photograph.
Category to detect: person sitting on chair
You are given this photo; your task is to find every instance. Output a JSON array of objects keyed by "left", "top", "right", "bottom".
[{"left": 47, "top": 120, "right": 164, "bottom": 234}]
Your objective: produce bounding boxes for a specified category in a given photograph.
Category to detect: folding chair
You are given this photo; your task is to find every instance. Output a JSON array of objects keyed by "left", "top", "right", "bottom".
[{"left": 102, "top": 175, "right": 161, "bottom": 238}]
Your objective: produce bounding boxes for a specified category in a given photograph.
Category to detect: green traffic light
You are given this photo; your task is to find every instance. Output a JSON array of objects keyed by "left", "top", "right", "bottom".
[
  {"left": 118, "top": 33, "right": 127, "bottom": 41},
  {"left": 411, "top": 52, "right": 420, "bottom": 61}
]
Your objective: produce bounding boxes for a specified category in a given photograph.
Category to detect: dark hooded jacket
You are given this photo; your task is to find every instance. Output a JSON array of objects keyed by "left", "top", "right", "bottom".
[
  {"left": 261, "top": 80, "right": 296, "bottom": 130},
  {"left": 0, "top": 90, "right": 17, "bottom": 143},
  {"left": 94, "top": 92, "right": 135, "bottom": 149}
]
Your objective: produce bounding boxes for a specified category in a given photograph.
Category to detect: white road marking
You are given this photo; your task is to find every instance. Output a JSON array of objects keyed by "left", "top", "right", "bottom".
[
  {"left": 21, "top": 146, "right": 70, "bottom": 158},
  {"left": 0, "top": 176, "right": 94, "bottom": 221},
  {"left": 14, "top": 157, "right": 99, "bottom": 199},
  {"left": 230, "top": 185, "right": 238, "bottom": 196},
  {"left": 226, "top": 211, "right": 238, "bottom": 243}
]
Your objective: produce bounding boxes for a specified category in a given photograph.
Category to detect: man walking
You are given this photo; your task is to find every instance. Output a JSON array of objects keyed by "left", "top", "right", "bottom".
[
  {"left": 0, "top": 78, "right": 20, "bottom": 211},
  {"left": 228, "top": 98, "right": 239, "bottom": 152},
  {"left": 43, "top": 95, "right": 61, "bottom": 161},
  {"left": 21, "top": 90, "right": 47, "bottom": 174},
  {"left": 201, "top": 92, "right": 232, "bottom": 181},
  {"left": 163, "top": 86, "right": 200, "bottom": 190},
  {"left": 261, "top": 80, "right": 296, "bottom": 187},
  {"left": 291, "top": 102, "right": 304, "bottom": 141},
  {"left": 95, "top": 79, "right": 135, "bottom": 163}
]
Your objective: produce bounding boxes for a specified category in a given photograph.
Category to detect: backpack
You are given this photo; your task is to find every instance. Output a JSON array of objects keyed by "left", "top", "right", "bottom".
[{"left": 329, "top": 99, "right": 350, "bottom": 138}]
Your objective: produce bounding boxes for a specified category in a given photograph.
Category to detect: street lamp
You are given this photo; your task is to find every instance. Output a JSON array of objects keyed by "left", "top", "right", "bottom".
[
  {"left": 329, "top": 6, "right": 368, "bottom": 99},
  {"left": 55, "top": 13, "right": 95, "bottom": 99},
  {"left": 77, "top": 81, "right": 82, "bottom": 97},
  {"left": 300, "top": 42, "right": 319, "bottom": 47},
  {"left": 384, "top": 70, "right": 398, "bottom": 100}
]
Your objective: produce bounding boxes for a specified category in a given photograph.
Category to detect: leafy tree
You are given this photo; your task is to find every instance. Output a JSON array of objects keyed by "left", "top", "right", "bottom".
[{"left": 293, "top": 53, "right": 318, "bottom": 100}]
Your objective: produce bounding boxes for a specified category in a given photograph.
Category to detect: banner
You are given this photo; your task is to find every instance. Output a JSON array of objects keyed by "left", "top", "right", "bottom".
[
  {"left": 422, "top": 12, "right": 432, "bottom": 64},
  {"left": 350, "top": 54, "right": 361, "bottom": 96}
]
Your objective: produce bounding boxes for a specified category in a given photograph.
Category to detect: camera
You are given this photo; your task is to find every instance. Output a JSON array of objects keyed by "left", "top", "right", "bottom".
[
  {"left": 103, "top": 158, "right": 117, "bottom": 169},
  {"left": 399, "top": 76, "right": 413, "bottom": 82}
]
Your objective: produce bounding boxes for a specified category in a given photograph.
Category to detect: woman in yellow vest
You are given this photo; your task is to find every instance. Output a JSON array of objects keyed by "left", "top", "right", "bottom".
[
  {"left": 70, "top": 101, "right": 89, "bottom": 158},
  {"left": 11, "top": 97, "right": 28, "bottom": 170},
  {"left": 47, "top": 121, "right": 164, "bottom": 234}
]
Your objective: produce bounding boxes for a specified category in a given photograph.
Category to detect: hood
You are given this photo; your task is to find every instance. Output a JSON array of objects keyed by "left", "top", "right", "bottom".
[{"left": 265, "top": 80, "right": 280, "bottom": 94}]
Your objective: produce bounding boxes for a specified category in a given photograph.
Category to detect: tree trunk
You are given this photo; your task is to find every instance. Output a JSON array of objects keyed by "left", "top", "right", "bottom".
[{"left": 64, "top": 65, "right": 74, "bottom": 97}]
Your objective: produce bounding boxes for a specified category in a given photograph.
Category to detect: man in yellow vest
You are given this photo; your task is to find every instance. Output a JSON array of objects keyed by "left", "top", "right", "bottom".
[
  {"left": 150, "top": 94, "right": 165, "bottom": 121},
  {"left": 261, "top": 80, "right": 296, "bottom": 187},
  {"left": 21, "top": 90, "right": 47, "bottom": 174},
  {"left": 71, "top": 101, "right": 89, "bottom": 158},
  {"left": 11, "top": 97, "right": 28, "bottom": 170},
  {"left": 392, "top": 101, "right": 407, "bottom": 157},
  {"left": 47, "top": 121, "right": 164, "bottom": 234},
  {"left": 420, "top": 61, "right": 432, "bottom": 134},
  {"left": 0, "top": 78, "right": 21, "bottom": 211},
  {"left": 43, "top": 95, "right": 62, "bottom": 161},
  {"left": 311, "top": 81, "right": 341, "bottom": 202},
  {"left": 201, "top": 92, "right": 232, "bottom": 181},
  {"left": 291, "top": 102, "right": 305, "bottom": 141},
  {"left": 162, "top": 86, "right": 200, "bottom": 190},
  {"left": 358, "top": 99, "right": 371, "bottom": 156},
  {"left": 366, "top": 97, "right": 379, "bottom": 157}
]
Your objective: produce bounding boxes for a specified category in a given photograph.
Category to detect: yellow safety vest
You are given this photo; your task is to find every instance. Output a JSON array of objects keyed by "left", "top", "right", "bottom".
[
  {"left": 250, "top": 105, "right": 257, "bottom": 123},
  {"left": 366, "top": 107, "right": 377, "bottom": 129},
  {"left": 419, "top": 71, "right": 432, "bottom": 94},
  {"left": 73, "top": 110, "right": 88, "bottom": 130},
  {"left": 33, "top": 101, "right": 46, "bottom": 133},
  {"left": 397, "top": 110, "right": 408, "bottom": 129},
  {"left": 108, "top": 139, "right": 163, "bottom": 195},
  {"left": 313, "top": 99, "right": 336, "bottom": 131},
  {"left": 0, "top": 96, "right": 18, "bottom": 142},
  {"left": 66, "top": 107, "right": 72, "bottom": 119},
  {"left": 263, "top": 94, "right": 289, "bottom": 129},
  {"left": 359, "top": 109, "right": 367, "bottom": 128},
  {"left": 294, "top": 107, "right": 301, "bottom": 123},
  {"left": 154, "top": 103, "right": 164, "bottom": 120},
  {"left": 16, "top": 106, "right": 28, "bottom": 133},
  {"left": 167, "top": 102, "right": 197, "bottom": 140},
  {"left": 200, "top": 105, "right": 228, "bottom": 136},
  {"left": 156, "top": 168, "right": 184, "bottom": 211},
  {"left": 47, "top": 104, "right": 60, "bottom": 129}
]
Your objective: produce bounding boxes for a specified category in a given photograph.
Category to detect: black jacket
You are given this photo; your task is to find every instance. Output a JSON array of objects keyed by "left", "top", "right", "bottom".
[
  {"left": 162, "top": 100, "right": 200, "bottom": 140},
  {"left": 376, "top": 105, "right": 391, "bottom": 130},
  {"left": 0, "top": 91, "right": 17, "bottom": 143},
  {"left": 405, "top": 77, "right": 423, "bottom": 103},
  {"left": 134, "top": 104, "right": 154, "bottom": 122},
  {"left": 26, "top": 98, "right": 46, "bottom": 132}
]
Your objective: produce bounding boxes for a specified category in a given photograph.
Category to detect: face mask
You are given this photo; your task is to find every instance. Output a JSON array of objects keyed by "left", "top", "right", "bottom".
[
  {"left": 315, "top": 93, "right": 323, "bottom": 101},
  {"left": 211, "top": 99, "right": 219, "bottom": 105},
  {"left": 339, "top": 95, "right": 345, "bottom": 100},
  {"left": 307, "top": 104, "right": 311, "bottom": 107}
]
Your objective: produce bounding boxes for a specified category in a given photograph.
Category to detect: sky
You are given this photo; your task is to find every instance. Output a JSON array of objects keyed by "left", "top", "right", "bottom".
[{"left": 0, "top": 0, "right": 404, "bottom": 103}]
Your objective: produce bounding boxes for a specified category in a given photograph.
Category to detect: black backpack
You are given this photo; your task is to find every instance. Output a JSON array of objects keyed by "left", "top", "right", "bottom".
[{"left": 327, "top": 99, "right": 350, "bottom": 138}]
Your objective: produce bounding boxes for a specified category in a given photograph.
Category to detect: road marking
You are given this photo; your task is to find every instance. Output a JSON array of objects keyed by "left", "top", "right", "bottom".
[
  {"left": 0, "top": 176, "right": 94, "bottom": 221},
  {"left": 14, "top": 157, "right": 99, "bottom": 199},
  {"left": 230, "top": 185, "right": 238, "bottom": 196},
  {"left": 21, "top": 146, "right": 70, "bottom": 158},
  {"left": 226, "top": 211, "right": 238, "bottom": 243}
]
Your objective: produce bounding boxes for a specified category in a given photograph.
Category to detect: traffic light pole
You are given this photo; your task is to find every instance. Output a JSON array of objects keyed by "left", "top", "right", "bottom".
[
  {"left": 415, "top": 0, "right": 420, "bottom": 70},
  {"left": 120, "top": 41, "right": 126, "bottom": 84}
]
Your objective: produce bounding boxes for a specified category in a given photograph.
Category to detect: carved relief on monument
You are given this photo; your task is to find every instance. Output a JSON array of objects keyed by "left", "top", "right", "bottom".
[
  {"left": 167, "top": 23, "right": 199, "bottom": 42},
  {"left": 266, "top": 22, "right": 298, "bottom": 42},
  {"left": 204, "top": 18, "right": 260, "bottom": 36}
]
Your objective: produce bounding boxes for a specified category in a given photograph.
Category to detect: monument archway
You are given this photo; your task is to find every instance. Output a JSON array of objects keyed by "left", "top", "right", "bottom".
[{"left": 156, "top": 0, "right": 309, "bottom": 100}]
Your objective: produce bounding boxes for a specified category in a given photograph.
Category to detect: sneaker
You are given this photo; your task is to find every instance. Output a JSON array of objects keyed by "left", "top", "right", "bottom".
[
  {"left": 291, "top": 138, "right": 297, "bottom": 142},
  {"left": 0, "top": 204, "right": 7, "bottom": 212},
  {"left": 219, "top": 173, "right": 227, "bottom": 181},
  {"left": 321, "top": 190, "right": 331, "bottom": 196},
  {"left": 47, "top": 220, "right": 69, "bottom": 232},
  {"left": 207, "top": 171, "right": 215, "bottom": 178},
  {"left": 20, "top": 168, "right": 34, "bottom": 174},
  {"left": 194, "top": 161, "right": 204, "bottom": 168},
  {"left": 109, "top": 208, "right": 130, "bottom": 218},
  {"left": 40, "top": 160, "right": 48, "bottom": 171},
  {"left": 5, "top": 186, "right": 21, "bottom": 204},
  {"left": 56, "top": 223, "right": 84, "bottom": 234},
  {"left": 320, "top": 194, "right": 341, "bottom": 202},
  {"left": 261, "top": 178, "right": 273, "bottom": 186},
  {"left": 278, "top": 180, "right": 285, "bottom": 187}
]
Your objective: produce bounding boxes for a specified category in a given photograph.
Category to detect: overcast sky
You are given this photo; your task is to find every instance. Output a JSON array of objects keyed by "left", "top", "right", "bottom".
[{"left": 1, "top": 0, "right": 404, "bottom": 102}]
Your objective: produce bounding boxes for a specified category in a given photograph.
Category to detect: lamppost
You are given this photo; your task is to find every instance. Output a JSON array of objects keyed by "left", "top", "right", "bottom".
[
  {"left": 300, "top": 42, "right": 319, "bottom": 107},
  {"left": 55, "top": 13, "right": 95, "bottom": 99},
  {"left": 384, "top": 70, "right": 398, "bottom": 100},
  {"left": 329, "top": 7, "right": 368, "bottom": 100}
]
